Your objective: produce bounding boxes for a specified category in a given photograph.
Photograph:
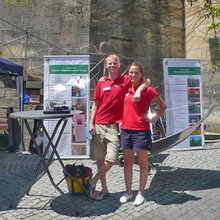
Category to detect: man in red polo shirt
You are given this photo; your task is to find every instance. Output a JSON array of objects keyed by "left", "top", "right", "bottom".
[{"left": 88, "top": 54, "right": 151, "bottom": 200}]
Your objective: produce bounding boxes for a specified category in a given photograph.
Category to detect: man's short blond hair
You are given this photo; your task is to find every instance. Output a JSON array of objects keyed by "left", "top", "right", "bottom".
[{"left": 105, "top": 54, "right": 120, "bottom": 64}]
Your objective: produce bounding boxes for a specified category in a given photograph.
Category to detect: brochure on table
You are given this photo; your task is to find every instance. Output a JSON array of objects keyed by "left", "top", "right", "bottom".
[
  {"left": 44, "top": 55, "right": 90, "bottom": 158},
  {"left": 163, "top": 59, "right": 204, "bottom": 150}
]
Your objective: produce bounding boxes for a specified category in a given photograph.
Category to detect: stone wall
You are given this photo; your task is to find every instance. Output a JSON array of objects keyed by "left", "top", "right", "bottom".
[
  {"left": 90, "top": 0, "right": 184, "bottom": 95},
  {"left": 0, "top": 0, "right": 91, "bottom": 79},
  {"left": 0, "top": 0, "right": 219, "bottom": 151},
  {"left": 185, "top": 0, "right": 220, "bottom": 131},
  {"left": 0, "top": 0, "right": 91, "bottom": 150}
]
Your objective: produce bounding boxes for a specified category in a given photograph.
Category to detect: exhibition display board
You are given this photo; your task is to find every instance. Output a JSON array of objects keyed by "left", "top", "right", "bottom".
[
  {"left": 44, "top": 55, "right": 90, "bottom": 158},
  {"left": 163, "top": 59, "right": 204, "bottom": 150}
]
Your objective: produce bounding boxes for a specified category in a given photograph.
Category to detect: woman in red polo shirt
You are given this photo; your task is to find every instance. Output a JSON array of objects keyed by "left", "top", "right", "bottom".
[{"left": 119, "top": 62, "right": 167, "bottom": 206}]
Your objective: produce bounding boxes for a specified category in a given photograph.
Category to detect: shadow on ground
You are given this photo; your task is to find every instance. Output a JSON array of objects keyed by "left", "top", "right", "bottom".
[
  {"left": 0, "top": 152, "right": 45, "bottom": 211},
  {"left": 1, "top": 151, "right": 220, "bottom": 217},
  {"left": 146, "top": 154, "right": 220, "bottom": 205},
  {"left": 50, "top": 192, "right": 121, "bottom": 217}
]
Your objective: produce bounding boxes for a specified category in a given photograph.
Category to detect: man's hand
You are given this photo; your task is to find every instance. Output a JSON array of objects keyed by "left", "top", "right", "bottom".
[
  {"left": 132, "top": 78, "right": 151, "bottom": 102},
  {"left": 98, "top": 77, "right": 105, "bottom": 82},
  {"left": 89, "top": 124, "right": 96, "bottom": 136},
  {"left": 89, "top": 100, "right": 99, "bottom": 136},
  {"left": 132, "top": 90, "right": 141, "bottom": 102}
]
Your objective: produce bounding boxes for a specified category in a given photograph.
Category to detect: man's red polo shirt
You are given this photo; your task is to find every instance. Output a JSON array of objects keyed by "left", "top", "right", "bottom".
[
  {"left": 94, "top": 75, "right": 130, "bottom": 124},
  {"left": 121, "top": 86, "right": 159, "bottom": 130}
]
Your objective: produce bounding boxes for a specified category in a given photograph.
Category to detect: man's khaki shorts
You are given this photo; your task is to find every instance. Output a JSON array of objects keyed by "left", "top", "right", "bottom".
[{"left": 91, "top": 124, "right": 119, "bottom": 163}]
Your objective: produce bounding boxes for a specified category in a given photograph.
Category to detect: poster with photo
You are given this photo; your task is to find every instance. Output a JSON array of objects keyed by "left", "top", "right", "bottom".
[
  {"left": 72, "top": 144, "right": 87, "bottom": 156},
  {"left": 163, "top": 59, "right": 204, "bottom": 150},
  {"left": 191, "top": 124, "right": 202, "bottom": 135},
  {"left": 73, "top": 114, "right": 86, "bottom": 142},
  {"left": 189, "top": 103, "right": 201, "bottom": 114},
  {"left": 44, "top": 55, "right": 90, "bottom": 159}
]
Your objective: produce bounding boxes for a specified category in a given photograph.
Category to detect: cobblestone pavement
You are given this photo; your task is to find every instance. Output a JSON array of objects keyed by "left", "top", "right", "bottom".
[{"left": 0, "top": 141, "right": 220, "bottom": 220}]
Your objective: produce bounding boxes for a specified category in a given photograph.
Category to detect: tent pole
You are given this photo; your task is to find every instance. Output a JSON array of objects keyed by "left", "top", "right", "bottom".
[{"left": 21, "top": 32, "right": 28, "bottom": 149}]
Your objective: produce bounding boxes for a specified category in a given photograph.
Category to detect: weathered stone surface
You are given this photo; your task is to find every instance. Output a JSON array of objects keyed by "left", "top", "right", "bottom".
[
  {"left": 0, "top": 108, "right": 7, "bottom": 118},
  {"left": 26, "top": 81, "right": 43, "bottom": 89},
  {"left": 0, "top": 88, "right": 5, "bottom": 97},
  {"left": 5, "top": 88, "right": 16, "bottom": 97},
  {"left": 169, "top": 0, "right": 183, "bottom": 8},
  {"left": 90, "top": 0, "right": 183, "bottom": 95},
  {"left": 0, "top": 0, "right": 219, "bottom": 132},
  {"left": 0, "top": 97, "right": 18, "bottom": 108},
  {"left": 185, "top": 0, "right": 220, "bottom": 130}
]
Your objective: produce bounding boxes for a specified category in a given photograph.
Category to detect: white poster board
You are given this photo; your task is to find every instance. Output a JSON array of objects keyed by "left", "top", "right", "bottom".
[
  {"left": 44, "top": 55, "right": 90, "bottom": 158},
  {"left": 163, "top": 59, "right": 204, "bottom": 150}
]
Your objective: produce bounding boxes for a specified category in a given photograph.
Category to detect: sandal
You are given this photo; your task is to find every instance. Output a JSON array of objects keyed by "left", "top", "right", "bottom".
[
  {"left": 94, "top": 191, "right": 110, "bottom": 201},
  {"left": 87, "top": 182, "right": 96, "bottom": 199}
]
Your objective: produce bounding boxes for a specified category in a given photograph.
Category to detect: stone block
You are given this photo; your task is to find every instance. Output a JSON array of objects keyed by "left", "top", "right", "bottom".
[
  {"left": 23, "top": 57, "right": 44, "bottom": 75},
  {"left": 23, "top": 104, "right": 33, "bottom": 111},
  {"left": 0, "top": 97, "right": 18, "bottom": 109},
  {"left": 36, "top": 0, "right": 60, "bottom": 5},
  {"left": 169, "top": 16, "right": 183, "bottom": 28},
  {"left": 1, "top": 29, "right": 22, "bottom": 43},
  {"left": 5, "top": 88, "right": 17, "bottom": 97},
  {"left": 0, "top": 45, "right": 22, "bottom": 58},
  {"left": 0, "top": 80, "right": 4, "bottom": 88},
  {"left": 21, "top": 16, "right": 61, "bottom": 33},
  {"left": 63, "top": 0, "right": 90, "bottom": 7},
  {"left": 169, "top": 0, "right": 183, "bottom": 8},
  {"left": 169, "top": 7, "right": 182, "bottom": 17},
  {"left": 201, "top": 49, "right": 212, "bottom": 60},
  {"left": 40, "top": 88, "right": 44, "bottom": 96},
  {"left": 146, "top": 32, "right": 167, "bottom": 47},
  {"left": 41, "top": 5, "right": 61, "bottom": 17},
  {"left": 0, "top": 88, "right": 5, "bottom": 97},
  {"left": 0, "top": 108, "right": 7, "bottom": 118},
  {"left": 4, "top": 13, "right": 22, "bottom": 26},
  {"left": 26, "top": 81, "right": 43, "bottom": 89},
  {"left": 65, "top": 6, "right": 84, "bottom": 18}
]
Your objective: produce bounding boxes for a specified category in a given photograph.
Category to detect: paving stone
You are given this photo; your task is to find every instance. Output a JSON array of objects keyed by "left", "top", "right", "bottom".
[{"left": 1, "top": 142, "right": 220, "bottom": 219}]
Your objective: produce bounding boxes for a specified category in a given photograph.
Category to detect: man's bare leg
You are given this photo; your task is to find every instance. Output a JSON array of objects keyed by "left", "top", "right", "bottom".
[{"left": 89, "top": 160, "right": 114, "bottom": 199}]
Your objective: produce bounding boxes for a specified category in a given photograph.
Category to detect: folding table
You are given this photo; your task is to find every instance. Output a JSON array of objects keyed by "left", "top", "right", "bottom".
[{"left": 9, "top": 110, "right": 86, "bottom": 215}]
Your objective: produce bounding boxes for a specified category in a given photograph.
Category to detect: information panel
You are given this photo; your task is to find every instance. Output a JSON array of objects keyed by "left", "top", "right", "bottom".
[
  {"left": 163, "top": 59, "right": 204, "bottom": 150},
  {"left": 44, "top": 55, "right": 90, "bottom": 158}
]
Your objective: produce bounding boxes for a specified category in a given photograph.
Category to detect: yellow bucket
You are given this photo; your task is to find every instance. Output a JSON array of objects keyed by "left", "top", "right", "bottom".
[{"left": 67, "top": 175, "right": 90, "bottom": 194}]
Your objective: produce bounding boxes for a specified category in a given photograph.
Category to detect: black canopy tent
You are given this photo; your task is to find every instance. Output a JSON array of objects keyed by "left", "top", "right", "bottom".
[{"left": 0, "top": 57, "right": 24, "bottom": 149}]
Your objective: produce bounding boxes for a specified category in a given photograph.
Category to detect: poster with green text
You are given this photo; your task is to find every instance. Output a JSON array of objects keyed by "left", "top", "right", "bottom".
[
  {"left": 163, "top": 59, "right": 204, "bottom": 150},
  {"left": 44, "top": 55, "right": 90, "bottom": 159}
]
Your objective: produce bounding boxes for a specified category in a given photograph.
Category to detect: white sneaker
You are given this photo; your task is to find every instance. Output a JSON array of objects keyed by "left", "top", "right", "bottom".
[
  {"left": 120, "top": 193, "right": 133, "bottom": 204},
  {"left": 133, "top": 194, "right": 146, "bottom": 206}
]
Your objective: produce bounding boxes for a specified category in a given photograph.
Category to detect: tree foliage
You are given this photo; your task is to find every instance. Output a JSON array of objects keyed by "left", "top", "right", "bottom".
[
  {"left": 203, "top": 0, "right": 220, "bottom": 31},
  {"left": 203, "top": 0, "right": 220, "bottom": 76}
]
